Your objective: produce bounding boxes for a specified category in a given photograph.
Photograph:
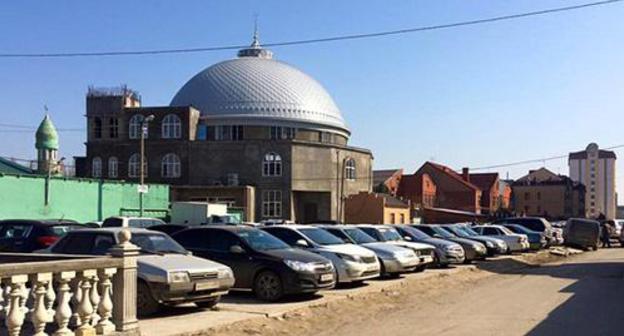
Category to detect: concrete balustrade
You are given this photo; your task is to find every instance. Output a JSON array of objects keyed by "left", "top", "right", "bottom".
[{"left": 0, "top": 230, "right": 140, "bottom": 336}]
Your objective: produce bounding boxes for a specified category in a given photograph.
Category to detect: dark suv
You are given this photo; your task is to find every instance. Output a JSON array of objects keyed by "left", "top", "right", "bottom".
[
  {"left": 0, "top": 219, "right": 84, "bottom": 252},
  {"left": 172, "top": 226, "right": 336, "bottom": 301}
]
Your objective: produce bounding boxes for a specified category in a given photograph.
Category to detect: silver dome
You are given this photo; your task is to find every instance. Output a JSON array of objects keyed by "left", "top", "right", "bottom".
[{"left": 170, "top": 42, "right": 349, "bottom": 136}]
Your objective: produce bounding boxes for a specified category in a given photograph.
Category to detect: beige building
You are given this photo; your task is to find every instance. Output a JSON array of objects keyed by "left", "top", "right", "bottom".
[
  {"left": 569, "top": 143, "right": 616, "bottom": 219},
  {"left": 511, "top": 168, "right": 585, "bottom": 220},
  {"left": 344, "top": 192, "right": 411, "bottom": 224}
]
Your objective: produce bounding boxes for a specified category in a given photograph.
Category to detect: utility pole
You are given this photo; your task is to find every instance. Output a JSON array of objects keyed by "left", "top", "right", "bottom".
[{"left": 139, "top": 115, "right": 155, "bottom": 217}]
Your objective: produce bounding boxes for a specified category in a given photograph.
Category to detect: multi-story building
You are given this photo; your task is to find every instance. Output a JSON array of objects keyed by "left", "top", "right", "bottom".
[
  {"left": 75, "top": 36, "right": 373, "bottom": 223},
  {"left": 511, "top": 168, "right": 585, "bottom": 220},
  {"left": 461, "top": 168, "right": 500, "bottom": 215},
  {"left": 569, "top": 143, "right": 616, "bottom": 219}
]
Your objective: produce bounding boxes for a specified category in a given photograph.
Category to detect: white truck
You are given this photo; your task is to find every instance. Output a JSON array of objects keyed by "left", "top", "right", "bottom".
[{"left": 170, "top": 202, "right": 229, "bottom": 225}]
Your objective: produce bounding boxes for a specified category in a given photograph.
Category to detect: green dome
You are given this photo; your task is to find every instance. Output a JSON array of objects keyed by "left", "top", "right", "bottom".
[{"left": 35, "top": 115, "right": 59, "bottom": 150}]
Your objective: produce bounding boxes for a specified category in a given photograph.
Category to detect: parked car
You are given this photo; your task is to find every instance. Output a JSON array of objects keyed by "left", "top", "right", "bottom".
[
  {"left": 502, "top": 224, "right": 547, "bottom": 250},
  {"left": 318, "top": 225, "right": 419, "bottom": 277},
  {"left": 394, "top": 225, "right": 465, "bottom": 266},
  {"left": 0, "top": 219, "right": 86, "bottom": 252},
  {"left": 102, "top": 216, "right": 166, "bottom": 229},
  {"left": 492, "top": 217, "right": 554, "bottom": 246},
  {"left": 149, "top": 224, "right": 189, "bottom": 236},
  {"left": 412, "top": 225, "right": 487, "bottom": 263},
  {"left": 262, "top": 225, "right": 380, "bottom": 284},
  {"left": 563, "top": 218, "right": 600, "bottom": 250},
  {"left": 171, "top": 226, "right": 335, "bottom": 301},
  {"left": 355, "top": 224, "right": 435, "bottom": 271},
  {"left": 42, "top": 228, "right": 235, "bottom": 315},
  {"left": 440, "top": 224, "right": 507, "bottom": 256},
  {"left": 472, "top": 225, "right": 530, "bottom": 253}
]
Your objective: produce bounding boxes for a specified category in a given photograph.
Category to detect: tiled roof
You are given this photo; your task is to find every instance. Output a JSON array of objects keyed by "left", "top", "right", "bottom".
[
  {"left": 373, "top": 169, "right": 402, "bottom": 185},
  {"left": 426, "top": 162, "right": 481, "bottom": 191},
  {"left": 468, "top": 173, "right": 498, "bottom": 192},
  {"left": 0, "top": 157, "right": 34, "bottom": 175}
]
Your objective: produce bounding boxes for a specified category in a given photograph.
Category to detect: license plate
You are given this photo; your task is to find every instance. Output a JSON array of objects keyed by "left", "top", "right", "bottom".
[
  {"left": 195, "top": 281, "right": 219, "bottom": 291},
  {"left": 320, "top": 273, "right": 333, "bottom": 282}
]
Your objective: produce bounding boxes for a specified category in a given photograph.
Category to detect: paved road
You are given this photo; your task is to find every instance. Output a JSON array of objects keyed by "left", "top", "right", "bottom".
[{"left": 321, "top": 248, "right": 624, "bottom": 336}]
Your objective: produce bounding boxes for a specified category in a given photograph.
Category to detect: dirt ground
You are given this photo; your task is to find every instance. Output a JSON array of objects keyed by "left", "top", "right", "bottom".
[{"left": 196, "top": 250, "right": 575, "bottom": 336}]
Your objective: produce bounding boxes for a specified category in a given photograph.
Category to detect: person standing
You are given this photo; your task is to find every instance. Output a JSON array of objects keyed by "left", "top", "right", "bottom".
[{"left": 601, "top": 222, "right": 612, "bottom": 248}]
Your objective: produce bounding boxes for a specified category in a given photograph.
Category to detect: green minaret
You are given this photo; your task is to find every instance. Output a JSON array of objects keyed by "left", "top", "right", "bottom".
[{"left": 35, "top": 114, "right": 60, "bottom": 174}]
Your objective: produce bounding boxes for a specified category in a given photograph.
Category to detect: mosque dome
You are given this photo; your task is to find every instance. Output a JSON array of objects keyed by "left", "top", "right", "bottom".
[
  {"left": 170, "top": 35, "right": 349, "bottom": 137},
  {"left": 35, "top": 115, "right": 59, "bottom": 150}
]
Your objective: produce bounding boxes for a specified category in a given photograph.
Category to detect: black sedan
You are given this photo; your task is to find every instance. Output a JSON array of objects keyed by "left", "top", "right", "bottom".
[
  {"left": 0, "top": 219, "right": 84, "bottom": 252},
  {"left": 171, "top": 226, "right": 336, "bottom": 301}
]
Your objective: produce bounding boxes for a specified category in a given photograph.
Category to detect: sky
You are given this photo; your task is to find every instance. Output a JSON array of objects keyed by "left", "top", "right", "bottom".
[{"left": 1, "top": 1, "right": 623, "bottom": 195}]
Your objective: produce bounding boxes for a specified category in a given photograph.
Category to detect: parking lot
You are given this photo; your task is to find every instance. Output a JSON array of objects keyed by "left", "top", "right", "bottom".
[{"left": 139, "top": 248, "right": 593, "bottom": 336}]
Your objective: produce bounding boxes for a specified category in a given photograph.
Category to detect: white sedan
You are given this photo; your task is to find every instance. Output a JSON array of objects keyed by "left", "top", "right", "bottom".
[{"left": 472, "top": 225, "right": 530, "bottom": 253}]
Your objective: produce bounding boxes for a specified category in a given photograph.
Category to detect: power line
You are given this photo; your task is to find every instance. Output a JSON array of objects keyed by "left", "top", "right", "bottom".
[
  {"left": 0, "top": 0, "right": 621, "bottom": 59},
  {"left": 471, "top": 144, "right": 624, "bottom": 170}
]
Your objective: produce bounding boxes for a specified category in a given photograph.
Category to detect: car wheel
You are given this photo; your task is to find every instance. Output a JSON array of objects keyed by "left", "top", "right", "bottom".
[
  {"left": 254, "top": 271, "right": 284, "bottom": 302},
  {"left": 195, "top": 296, "right": 220, "bottom": 309},
  {"left": 414, "top": 265, "right": 427, "bottom": 273},
  {"left": 137, "top": 281, "right": 160, "bottom": 317}
]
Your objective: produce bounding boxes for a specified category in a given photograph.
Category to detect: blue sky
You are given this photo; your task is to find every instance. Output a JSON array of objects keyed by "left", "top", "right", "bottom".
[{"left": 1, "top": 1, "right": 623, "bottom": 195}]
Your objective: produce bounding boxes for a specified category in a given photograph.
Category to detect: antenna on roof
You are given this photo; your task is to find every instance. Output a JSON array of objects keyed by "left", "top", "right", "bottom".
[
  {"left": 252, "top": 14, "right": 260, "bottom": 48},
  {"left": 44, "top": 104, "right": 49, "bottom": 116}
]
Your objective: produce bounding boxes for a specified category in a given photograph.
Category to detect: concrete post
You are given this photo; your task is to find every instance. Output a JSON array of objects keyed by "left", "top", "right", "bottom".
[{"left": 109, "top": 229, "right": 140, "bottom": 334}]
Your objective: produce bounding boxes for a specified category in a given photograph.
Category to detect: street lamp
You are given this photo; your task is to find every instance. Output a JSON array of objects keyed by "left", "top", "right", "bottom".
[{"left": 139, "top": 115, "right": 155, "bottom": 217}]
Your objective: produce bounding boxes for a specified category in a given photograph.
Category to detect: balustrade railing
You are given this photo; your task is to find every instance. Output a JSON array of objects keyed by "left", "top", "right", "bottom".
[{"left": 0, "top": 230, "right": 140, "bottom": 336}]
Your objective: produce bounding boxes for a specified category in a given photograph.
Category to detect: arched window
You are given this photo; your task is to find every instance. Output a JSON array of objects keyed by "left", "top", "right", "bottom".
[
  {"left": 262, "top": 152, "right": 282, "bottom": 176},
  {"left": 129, "top": 115, "right": 145, "bottom": 139},
  {"left": 161, "top": 153, "right": 181, "bottom": 178},
  {"left": 345, "top": 158, "right": 356, "bottom": 181},
  {"left": 92, "top": 157, "right": 102, "bottom": 178},
  {"left": 161, "top": 114, "right": 181, "bottom": 139},
  {"left": 108, "top": 157, "right": 118, "bottom": 178},
  {"left": 93, "top": 118, "right": 102, "bottom": 139},
  {"left": 128, "top": 153, "right": 147, "bottom": 178}
]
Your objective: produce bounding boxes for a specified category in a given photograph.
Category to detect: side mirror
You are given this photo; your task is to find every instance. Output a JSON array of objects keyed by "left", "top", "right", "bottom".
[
  {"left": 295, "top": 239, "right": 309, "bottom": 248},
  {"left": 403, "top": 236, "right": 413, "bottom": 241},
  {"left": 229, "top": 245, "right": 245, "bottom": 254}
]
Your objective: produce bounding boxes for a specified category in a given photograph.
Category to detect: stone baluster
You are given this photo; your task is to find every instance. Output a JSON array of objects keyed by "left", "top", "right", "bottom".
[
  {"left": 45, "top": 277, "right": 57, "bottom": 322},
  {"left": 70, "top": 277, "right": 83, "bottom": 327},
  {"left": 30, "top": 272, "right": 53, "bottom": 336},
  {"left": 75, "top": 270, "right": 96, "bottom": 336},
  {"left": 90, "top": 275, "right": 101, "bottom": 327},
  {"left": 96, "top": 268, "right": 117, "bottom": 335},
  {"left": 53, "top": 271, "right": 75, "bottom": 336},
  {"left": 110, "top": 229, "right": 140, "bottom": 333},
  {"left": 0, "top": 280, "right": 5, "bottom": 320},
  {"left": 5, "top": 275, "right": 27, "bottom": 336}
]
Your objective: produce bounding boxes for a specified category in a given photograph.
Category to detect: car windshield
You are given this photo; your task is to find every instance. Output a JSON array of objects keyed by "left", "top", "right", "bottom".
[
  {"left": 459, "top": 226, "right": 479, "bottom": 236},
  {"left": 50, "top": 225, "right": 83, "bottom": 237},
  {"left": 443, "top": 226, "right": 470, "bottom": 238},
  {"left": 402, "top": 226, "right": 431, "bottom": 239},
  {"left": 299, "top": 228, "right": 344, "bottom": 245},
  {"left": 0, "top": 224, "right": 33, "bottom": 239},
  {"left": 499, "top": 226, "right": 515, "bottom": 235},
  {"left": 378, "top": 228, "right": 403, "bottom": 241},
  {"left": 432, "top": 226, "right": 455, "bottom": 238},
  {"left": 506, "top": 225, "right": 526, "bottom": 234},
  {"left": 344, "top": 228, "right": 377, "bottom": 244},
  {"left": 131, "top": 233, "right": 187, "bottom": 254},
  {"left": 237, "top": 229, "right": 290, "bottom": 251}
]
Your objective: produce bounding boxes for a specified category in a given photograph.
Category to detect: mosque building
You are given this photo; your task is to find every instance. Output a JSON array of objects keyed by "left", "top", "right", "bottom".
[{"left": 75, "top": 35, "right": 374, "bottom": 223}]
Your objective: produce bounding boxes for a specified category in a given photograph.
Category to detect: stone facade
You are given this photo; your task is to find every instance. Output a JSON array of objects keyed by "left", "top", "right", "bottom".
[{"left": 77, "top": 90, "right": 373, "bottom": 223}]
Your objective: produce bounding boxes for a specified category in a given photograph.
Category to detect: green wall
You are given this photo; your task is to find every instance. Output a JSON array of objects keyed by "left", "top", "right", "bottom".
[{"left": 0, "top": 173, "right": 169, "bottom": 222}]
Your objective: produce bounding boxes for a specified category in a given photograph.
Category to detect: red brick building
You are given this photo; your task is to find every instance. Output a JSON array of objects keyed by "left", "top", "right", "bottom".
[
  {"left": 398, "top": 162, "right": 482, "bottom": 215},
  {"left": 462, "top": 168, "right": 500, "bottom": 215}
]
